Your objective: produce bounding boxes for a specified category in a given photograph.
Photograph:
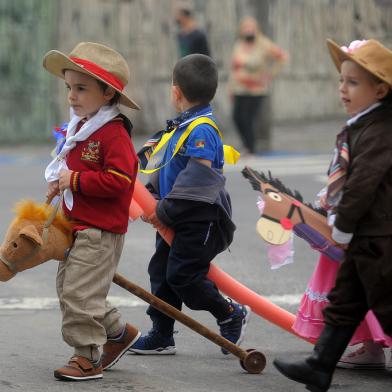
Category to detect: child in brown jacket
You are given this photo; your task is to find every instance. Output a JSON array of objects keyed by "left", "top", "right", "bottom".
[{"left": 274, "top": 38, "right": 392, "bottom": 392}]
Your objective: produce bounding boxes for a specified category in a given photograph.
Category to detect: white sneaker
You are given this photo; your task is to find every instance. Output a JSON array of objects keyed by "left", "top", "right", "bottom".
[
  {"left": 386, "top": 349, "right": 392, "bottom": 370},
  {"left": 337, "top": 342, "right": 386, "bottom": 370}
]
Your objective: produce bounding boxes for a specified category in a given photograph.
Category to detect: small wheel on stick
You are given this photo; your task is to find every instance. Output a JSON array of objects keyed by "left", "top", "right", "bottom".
[{"left": 240, "top": 349, "right": 267, "bottom": 374}]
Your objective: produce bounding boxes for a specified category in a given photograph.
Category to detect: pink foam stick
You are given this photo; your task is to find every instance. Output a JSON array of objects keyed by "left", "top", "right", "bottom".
[
  {"left": 130, "top": 178, "right": 314, "bottom": 344},
  {"left": 129, "top": 199, "right": 144, "bottom": 221}
]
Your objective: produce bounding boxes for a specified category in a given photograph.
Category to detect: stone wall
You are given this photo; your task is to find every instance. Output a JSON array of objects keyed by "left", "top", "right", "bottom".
[
  {"left": 0, "top": 0, "right": 57, "bottom": 143},
  {"left": 54, "top": 0, "right": 241, "bottom": 134},
  {"left": 54, "top": 0, "right": 392, "bottom": 131},
  {"left": 270, "top": 0, "right": 392, "bottom": 121},
  {"left": 1, "top": 0, "right": 392, "bottom": 142}
]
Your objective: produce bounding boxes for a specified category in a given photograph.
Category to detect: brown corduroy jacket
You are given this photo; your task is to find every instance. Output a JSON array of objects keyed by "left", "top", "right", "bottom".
[{"left": 335, "top": 104, "right": 392, "bottom": 236}]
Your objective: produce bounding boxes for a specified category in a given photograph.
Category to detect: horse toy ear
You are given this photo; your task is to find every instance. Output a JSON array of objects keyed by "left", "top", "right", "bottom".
[{"left": 19, "top": 225, "right": 43, "bottom": 247}]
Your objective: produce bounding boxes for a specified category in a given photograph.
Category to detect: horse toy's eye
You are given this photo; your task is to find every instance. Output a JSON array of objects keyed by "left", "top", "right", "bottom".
[
  {"left": 267, "top": 192, "right": 282, "bottom": 202},
  {"left": 12, "top": 242, "right": 18, "bottom": 248}
]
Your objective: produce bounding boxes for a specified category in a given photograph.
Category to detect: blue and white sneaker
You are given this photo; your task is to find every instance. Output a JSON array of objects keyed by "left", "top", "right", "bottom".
[
  {"left": 218, "top": 303, "right": 251, "bottom": 355},
  {"left": 128, "top": 329, "right": 176, "bottom": 355}
]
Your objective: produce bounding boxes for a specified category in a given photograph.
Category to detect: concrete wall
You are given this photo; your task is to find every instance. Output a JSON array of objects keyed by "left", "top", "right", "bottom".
[
  {"left": 270, "top": 0, "right": 392, "bottom": 121},
  {"left": 0, "top": 0, "right": 57, "bottom": 143},
  {"left": 1, "top": 0, "right": 392, "bottom": 142}
]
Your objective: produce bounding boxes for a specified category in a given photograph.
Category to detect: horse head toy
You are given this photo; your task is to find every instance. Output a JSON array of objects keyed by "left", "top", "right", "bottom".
[
  {"left": 0, "top": 199, "right": 73, "bottom": 281},
  {"left": 242, "top": 166, "right": 344, "bottom": 262}
]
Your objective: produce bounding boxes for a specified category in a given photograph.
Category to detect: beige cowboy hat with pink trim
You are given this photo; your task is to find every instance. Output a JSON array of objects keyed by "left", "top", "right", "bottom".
[
  {"left": 43, "top": 42, "right": 140, "bottom": 109},
  {"left": 327, "top": 38, "right": 392, "bottom": 87}
]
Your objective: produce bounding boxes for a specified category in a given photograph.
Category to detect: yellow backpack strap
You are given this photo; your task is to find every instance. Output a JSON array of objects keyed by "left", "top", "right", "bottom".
[
  {"left": 139, "top": 122, "right": 196, "bottom": 174},
  {"left": 149, "top": 128, "right": 176, "bottom": 160},
  {"left": 139, "top": 116, "right": 240, "bottom": 174},
  {"left": 185, "top": 117, "right": 240, "bottom": 165},
  {"left": 139, "top": 128, "right": 178, "bottom": 174},
  {"left": 188, "top": 116, "right": 223, "bottom": 138},
  {"left": 223, "top": 144, "right": 240, "bottom": 165}
]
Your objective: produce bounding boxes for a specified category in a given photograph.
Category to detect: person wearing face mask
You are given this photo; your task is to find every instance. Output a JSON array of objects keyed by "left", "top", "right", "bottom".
[
  {"left": 228, "top": 16, "right": 288, "bottom": 156},
  {"left": 174, "top": 6, "right": 210, "bottom": 58}
]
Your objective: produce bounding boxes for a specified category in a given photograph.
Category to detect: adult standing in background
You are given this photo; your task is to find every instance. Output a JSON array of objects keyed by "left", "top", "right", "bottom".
[
  {"left": 229, "top": 16, "right": 287, "bottom": 156},
  {"left": 174, "top": 6, "right": 210, "bottom": 57}
]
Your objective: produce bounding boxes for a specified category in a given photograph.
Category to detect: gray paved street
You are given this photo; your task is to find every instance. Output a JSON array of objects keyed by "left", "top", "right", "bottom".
[{"left": 0, "top": 123, "right": 390, "bottom": 391}]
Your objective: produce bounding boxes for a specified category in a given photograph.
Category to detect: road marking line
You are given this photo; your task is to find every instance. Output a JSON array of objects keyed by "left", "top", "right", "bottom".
[
  {"left": 314, "top": 174, "right": 328, "bottom": 183},
  {"left": 0, "top": 296, "right": 145, "bottom": 310},
  {"left": 0, "top": 294, "right": 302, "bottom": 310},
  {"left": 224, "top": 155, "right": 330, "bottom": 175},
  {"left": 267, "top": 294, "right": 303, "bottom": 305},
  {"left": 0, "top": 153, "right": 332, "bottom": 176}
]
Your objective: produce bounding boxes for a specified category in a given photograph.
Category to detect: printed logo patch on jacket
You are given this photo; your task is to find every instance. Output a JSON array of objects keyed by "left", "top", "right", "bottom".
[
  {"left": 195, "top": 139, "right": 205, "bottom": 148},
  {"left": 81, "top": 140, "right": 101, "bottom": 163}
]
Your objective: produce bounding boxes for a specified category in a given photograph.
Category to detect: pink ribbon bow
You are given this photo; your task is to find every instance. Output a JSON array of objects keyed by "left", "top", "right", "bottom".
[{"left": 341, "top": 39, "right": 368, "bottom": 53}]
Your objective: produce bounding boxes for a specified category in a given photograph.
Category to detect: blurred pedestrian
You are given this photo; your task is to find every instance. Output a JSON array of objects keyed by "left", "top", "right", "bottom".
[
  {"left": 228, "top": 16, "right": 287, "bottom": 155},
  {"left": 174, "top": 6, "right": 210, "bottom": 57}
]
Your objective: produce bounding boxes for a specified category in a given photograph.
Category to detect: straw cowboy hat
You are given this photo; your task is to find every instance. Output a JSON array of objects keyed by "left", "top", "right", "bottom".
[
  {"left": 327, "top": 38, "right": 392, "bottom": 87},
  {"left": 43, "top": 42, "right": 140, "bottom": 109}
]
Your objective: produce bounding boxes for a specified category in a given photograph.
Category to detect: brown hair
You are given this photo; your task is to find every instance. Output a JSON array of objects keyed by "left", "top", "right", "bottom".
[{"left": 173, "top": 54, "right": 217, "bottom": 104}]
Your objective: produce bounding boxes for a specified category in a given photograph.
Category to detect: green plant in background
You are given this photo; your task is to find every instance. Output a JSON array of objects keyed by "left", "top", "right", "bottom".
[{"left": 0, "top": 0, "right": 57, "bottom": 143}]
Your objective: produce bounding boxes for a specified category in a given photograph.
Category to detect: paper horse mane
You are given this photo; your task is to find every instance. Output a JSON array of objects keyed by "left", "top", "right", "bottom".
[
  {"left": 243, "top": 169, "right": 326, "bottom": 216},
  {"left": 14, "top": 200, "right": 73, "bottom": 235},
  {"left": 242, "top": 167, "right": 344, "bottom": 262},
  {"left": 0, "top": 200, "right": 73, "bottom": 281}
]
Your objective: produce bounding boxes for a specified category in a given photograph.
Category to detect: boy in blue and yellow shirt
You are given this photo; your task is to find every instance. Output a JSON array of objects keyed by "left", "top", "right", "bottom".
[{"left": 130, "top": 54, "right": 250, "bottom": 354}]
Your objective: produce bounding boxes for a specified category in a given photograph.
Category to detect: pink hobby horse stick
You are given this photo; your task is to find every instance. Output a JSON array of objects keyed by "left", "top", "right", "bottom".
[
  {"left": 131, "top": 178, "right": 314, "bottom": 344},
  {"left": 129, "top": 198, "right": 144, "bottom": 221}
]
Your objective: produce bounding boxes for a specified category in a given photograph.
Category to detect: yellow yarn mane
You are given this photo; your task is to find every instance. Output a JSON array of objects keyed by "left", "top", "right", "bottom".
[{"left": 13, "top": 200, "right": 74, "bottom": 236}]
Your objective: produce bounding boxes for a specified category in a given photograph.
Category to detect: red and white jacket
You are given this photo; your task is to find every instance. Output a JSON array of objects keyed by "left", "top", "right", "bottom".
[{"left": 64, "top": 117, "right": 137, "bottom": 233}]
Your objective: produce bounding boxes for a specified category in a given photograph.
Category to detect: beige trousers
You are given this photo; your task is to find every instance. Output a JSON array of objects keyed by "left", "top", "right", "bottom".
[{"left": 56, "top": 228, "right": 124, "bottom": 361}]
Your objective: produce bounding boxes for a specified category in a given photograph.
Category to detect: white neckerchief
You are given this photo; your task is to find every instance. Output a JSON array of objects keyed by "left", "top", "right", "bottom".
[
  {"left": 45, "top": 105, "right": 120, "bottom": 210},
  {"left": 346, "top": 102, "right": 381, "bottom": 126}
]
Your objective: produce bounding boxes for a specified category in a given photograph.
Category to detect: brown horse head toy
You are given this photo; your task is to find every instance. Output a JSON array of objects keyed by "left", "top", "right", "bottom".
[
  {"left": 0, "top": 200, "right": 73, "bottom": 281},
  {"left": 242, "top": 167, "right": 344, "bottom": 262}
]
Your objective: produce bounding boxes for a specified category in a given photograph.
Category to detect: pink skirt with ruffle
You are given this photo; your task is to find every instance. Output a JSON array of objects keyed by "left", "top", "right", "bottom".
[{"left": 292, "top": 254, "right": 392, "bottom": 347}]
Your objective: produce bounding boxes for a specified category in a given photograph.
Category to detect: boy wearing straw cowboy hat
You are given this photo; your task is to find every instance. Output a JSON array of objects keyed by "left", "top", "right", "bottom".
[
  {"left": 43, "top": 42, "right": 141, "bottom": 381},
  {"left": 274, "top": 38, "right": 392, "bottom": 391}
]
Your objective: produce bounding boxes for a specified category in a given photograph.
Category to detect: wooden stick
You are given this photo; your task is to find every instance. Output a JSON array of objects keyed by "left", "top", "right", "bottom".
[{"left": 113, "top": 272, "right": 248, "bottom": 360}]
